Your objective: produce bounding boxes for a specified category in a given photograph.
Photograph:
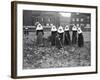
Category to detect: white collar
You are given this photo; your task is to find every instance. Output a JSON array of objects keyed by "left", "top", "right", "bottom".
[
  {"left": 51, "top": 25, "right": 57, "bottom": 31},
  {"left": 72, "top": 25, "right": 77, "bottom": 31},
  {"left": 36, "top": 24, "right": 43, "bottom": 30},
  {"left": 77, "top": 28, "right": 82, "bottom": 34},
  {"left": 58, "top": 26, "right": 64, "bottom": 33},
  {"left": 65, "top": 25, "right": 69, "bottom": 31}
]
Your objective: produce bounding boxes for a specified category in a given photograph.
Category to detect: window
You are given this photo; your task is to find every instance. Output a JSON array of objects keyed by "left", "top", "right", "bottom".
[
  {"left": 76, "top": 18, "right": 79, "bottom": 22},
  {"left": 41, "top": 17, "right": 44, "bottom": 22},
  {"left": 87, "top": 16, "right": 90, "bottom": 19},
  {"left": 48, "top": 18, "right": 51, "bottom": 22},
  {"left": 81, "top": 18, "right": 84, "bottom": 22},
  {"left": 80, "top": 24, "right": 84, "bottom": 26},
  {"left": 72, "top": 18, "right": 75, "bottom": 22},
  {"left": 76, "top": 24, "right": 79, "bottom": 27}
]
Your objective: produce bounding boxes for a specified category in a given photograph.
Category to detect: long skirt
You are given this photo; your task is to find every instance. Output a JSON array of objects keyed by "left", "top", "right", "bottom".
[
  {"left": 72, "top": 31, "right": 77, "bottom": 44},
  {"left": 55, "top": 33, "right": 63, "bottom": 49},
  {"left": 78, "top": 33, "right": 84, "bottom": 47},
  {"left": 51, "top": 31, "right": 57, "bottom": 46},
  {"left": 64, "top": 31, "right": 70, "bottom": 45},
  {"left": 37, "top": 32, "right": 43, "bottom": 46},
  {"left": 55, "top": 36, "right": 62, "bottom": 49},
  {"left": 59, "top": 33, "right": 63, "bottom": 45}
]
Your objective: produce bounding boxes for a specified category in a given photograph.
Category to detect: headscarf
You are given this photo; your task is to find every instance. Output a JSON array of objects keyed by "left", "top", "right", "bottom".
[
  {"left": 51, "top": 24, "right": 57, "bottom": 31},
  {"left": 72, "top": 24, "right": 77, "bottom": 31},
  {"left": 65, "top": 25, "right": 69, "bottom": 31},
  {"left": 58, "top": 26, "right": 64, "bottom": 33},
  {"left": 36, "top": 23, "right": 43, "bottom": 30}
]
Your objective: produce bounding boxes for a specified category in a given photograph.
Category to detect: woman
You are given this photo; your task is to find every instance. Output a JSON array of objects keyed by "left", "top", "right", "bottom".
[
  {"left": 64, "top": 25, "right": 71, "bottom": 45},
  {"left": 56, "top": 26, "right": 64, "bottom": 49},
  {"left": 72, "top": 24, "right": 77, "bottom": 45},
  {"left": 36, "top": 23, "right": 44, "bottom": 46},
  {"left": 51, "top": 24, "right": 57, "bottom": 46},
  {"left": 77, "top": 27, "right": 84, "bottom": 47}
]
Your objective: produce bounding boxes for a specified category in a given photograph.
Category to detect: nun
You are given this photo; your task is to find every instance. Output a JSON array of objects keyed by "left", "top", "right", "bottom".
[
  {"left": 64, "top": 25, "right": 71, "bottom": 45},
  {"left": 36, "top": 23, "right": 44, "bottom": 46},
  {"left": 77, "top": 27, "right": 84, "bottom": 47},
  {"left": 72, "top": 24, "right": 77, "bottom": 45},
  {"left": 51, "top": 24, "right": 57, "bottom": 46},
  {"left": 55, "top": 26, "right": 64, "bottom": 49}
]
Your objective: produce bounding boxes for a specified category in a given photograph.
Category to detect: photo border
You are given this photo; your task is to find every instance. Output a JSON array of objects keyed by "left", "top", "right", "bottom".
[{"left": 11, "top": 1, "right": 98, "bottom": 79}]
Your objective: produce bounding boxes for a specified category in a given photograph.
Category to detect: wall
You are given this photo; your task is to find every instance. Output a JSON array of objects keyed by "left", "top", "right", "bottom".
[{"left": 0, "top": 0, "right": 99, "bottom": 80}]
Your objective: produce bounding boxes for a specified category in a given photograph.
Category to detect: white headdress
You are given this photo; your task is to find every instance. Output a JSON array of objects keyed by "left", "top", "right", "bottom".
[
  {"left": 50, "top": 24, "right": 53, "bottom": 26},
  {"left": 77, "top": 27, "right": 82, "bottom": 34},
  {"left": 51, "top": 25, "right": 57, "bottom": 31},
  {"left": 36, "top": 23, "right": 43, "bottom": 30},
  {"left": 65, "top": 25, "right": 69, "bottom": 31},
  {"left": 58, "top": 26, "right": 64, "bottom": 33},
  {"left": 72, "top": 24, "right": 77, "bottom": 31}
]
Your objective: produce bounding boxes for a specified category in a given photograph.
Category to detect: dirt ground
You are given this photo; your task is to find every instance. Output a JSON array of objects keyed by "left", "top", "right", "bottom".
[{"left": 23, "top": 32, "right": 91, "bottom": 69}]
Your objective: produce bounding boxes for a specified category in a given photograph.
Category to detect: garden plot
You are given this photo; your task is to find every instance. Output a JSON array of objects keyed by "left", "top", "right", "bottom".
[{"left": 23, "top": 32, "right": 91, "bottom": 69}]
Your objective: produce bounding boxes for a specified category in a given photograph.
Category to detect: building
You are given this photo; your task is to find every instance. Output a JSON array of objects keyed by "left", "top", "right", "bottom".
[
  {"left": 23, "top": 10, "right": 91, "bottom": 32},
  {"left": 71, "top": 13, "right": 91, "bottom": 31}
]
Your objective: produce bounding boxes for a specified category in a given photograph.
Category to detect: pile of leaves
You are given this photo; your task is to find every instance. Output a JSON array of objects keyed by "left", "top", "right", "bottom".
[{"left": 23, "top": 36, "right": 91, "bottom": 69}]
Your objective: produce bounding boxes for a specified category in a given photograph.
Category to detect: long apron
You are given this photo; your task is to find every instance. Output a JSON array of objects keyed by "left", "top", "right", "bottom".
[
  {"left": 51, "top": 31, "right": 57, "bottom": 46},
  {"left": 78, "top": 33, "right": 84, "bottom": 47},
  {"left": 36, "top": 30, "right": 44, "bottom": 46},
  {"left": 72, "top": 31, "right": 77, "bottom": 44},
  {"left": 55, "top": 33, "right": 63, "bottom": 49},
  {"left": 64, "top": 31, "right": 70, "bottom": 45}
]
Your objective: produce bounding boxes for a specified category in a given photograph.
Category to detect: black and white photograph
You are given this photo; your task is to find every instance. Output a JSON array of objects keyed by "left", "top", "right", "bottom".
[
  {"left": 11, "top": 1, "right": 97, "bottom": 78},
  {"left": 23, "top": 10, "right": 91, "bottom": 69}
]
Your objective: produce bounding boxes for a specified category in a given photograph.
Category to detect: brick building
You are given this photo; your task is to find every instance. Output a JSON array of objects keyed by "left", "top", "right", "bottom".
[
  {"left": 71, "top": 13, "right": 91, "bottom": 31},
  {"left": 23, "top": 10, "right": 91, "bottom": 32}
]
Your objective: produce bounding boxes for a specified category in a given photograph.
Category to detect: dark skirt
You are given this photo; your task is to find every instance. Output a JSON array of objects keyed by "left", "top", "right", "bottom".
[
  {"left": 58, "top": 33, "right": 63, "bottom": 45},
  {"left": 72, "top": 31, "right": 77, "bottom": 44},
  {"left": 36, "top": 30, "right": 44, "bottom": 36},
  {"left": 55, "top": 33, "right": 63, "bottom": 49},
  {"left": 51, "top": 31, "right": 57, "bottom": 46},
  {"left": 55, "top": 35, "right": 62, "bottom": 49},
  {"left": 64, "top": 31, "right": 70, "bottom": 45},
  {"left": 36, "top": 31, "right": 43, "bottom": 46},
  {"left": 78, "top": 33, "right": 84, "bottom": 47}
]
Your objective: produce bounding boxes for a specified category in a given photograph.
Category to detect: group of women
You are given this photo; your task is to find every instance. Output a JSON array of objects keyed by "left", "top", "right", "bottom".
[{"left": 36, "top": 23, "right": 84, "bottom": 48}]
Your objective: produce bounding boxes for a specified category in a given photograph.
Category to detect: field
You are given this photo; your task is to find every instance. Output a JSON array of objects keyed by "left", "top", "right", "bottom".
[{"left": 23, "top": 31, "right": 91, "bottom": 69}]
